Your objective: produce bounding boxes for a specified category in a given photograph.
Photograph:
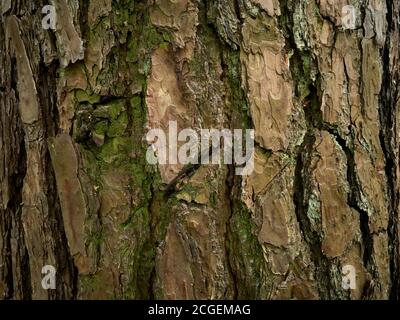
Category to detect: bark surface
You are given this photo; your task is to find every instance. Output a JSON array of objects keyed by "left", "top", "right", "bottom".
[{"left": 0, "top": 0, "right": 399, "bottom": 299}]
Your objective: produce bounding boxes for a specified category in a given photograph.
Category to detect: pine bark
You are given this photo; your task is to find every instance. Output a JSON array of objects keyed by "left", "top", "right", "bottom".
[{"left": 0, "top": 0, "right": 399, "bottom": 300}]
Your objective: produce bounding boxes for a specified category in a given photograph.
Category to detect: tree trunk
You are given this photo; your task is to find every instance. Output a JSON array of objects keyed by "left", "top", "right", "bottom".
[{"left": 0, "top": 0, "right": 399, "bottom": 300}]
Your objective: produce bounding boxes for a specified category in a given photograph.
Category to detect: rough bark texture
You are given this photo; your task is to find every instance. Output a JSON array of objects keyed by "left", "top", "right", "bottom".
[{"left": 0, "top": 0, "right": 399, "bottom": 300}]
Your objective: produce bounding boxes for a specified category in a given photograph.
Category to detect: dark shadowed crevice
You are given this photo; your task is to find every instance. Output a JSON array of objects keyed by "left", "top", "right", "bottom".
[
  {"left": 37, "top": 51, "right": 78, "bottom": 298},
  {"left": 224, "top": 163, "right": 239, "bottom": 300},
  {"left": 293, "top": 81, "right": 351, "bottom": 299},
  {"left": 292, "top": 114, "right": 336, "bottom": 299},
  {"left": 204, "top": 0, "right": 269, "bottom": 298},
  {"left": 12, "top": 136, "right": 30, "bottom": 299},
  {"left": 4, "top": 137, "right": 29, "bottom": 299},
  {"left": 379, "top": 1, "right": 400, "bottom": 300},
  {"left": 327, "top": 128, "right": 376, "bottom": 279},
  {"left": 280, "top": 0, "right": 344, "bottom": 297},
  {"left": 0, "top": 36, "right": 31, "bottom": 298}
]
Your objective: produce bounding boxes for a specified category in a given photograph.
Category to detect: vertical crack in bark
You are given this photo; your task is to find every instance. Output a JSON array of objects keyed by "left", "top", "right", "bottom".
[
  {"left": 224, "top": 164, "right": 239, "bottom": 300},
  {"left": 1, "top": 206, "right": 14, "bottom": 299},
  {"left": 39, "top": 58, "right": 78, "bottom": 298},
  {"left": 279, "top": 1, "right": 343, "bottom": 299},
  {"left": 11, "top": 125, "right": 30, "bottom": 299},
  {"left": 203, "top": 0, "right": 270, "bottom": 298},
  {"left": 379, "top": 1, "right": 399, "bottom": 300},
  {"left": 4, "top": 124, "right": 29, "bottom": 299},
  {"left": 0, "top": 21, "right": 31, "bottom": 299},
  {"left": 293, "top": 110, "right": 338, "bottom": 299},
  {"left": 282, "top": 0, "right": 390, "bottom": 298},
  {"left": 327, "top": 128, "right": 376, "bottom": 285},
  {"left": 304, "top": 75, "right": 377, "bottom": 298}
]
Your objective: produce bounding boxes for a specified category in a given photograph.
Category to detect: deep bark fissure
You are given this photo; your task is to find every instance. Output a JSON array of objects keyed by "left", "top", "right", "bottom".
[
  {"left": 0, "top": 36, "right": 31, "bottom": 299},
  {"left": 224, "top": 163, "right": 239, "bottom": 300},
  {"left": 4, "top": 141, "right": 29, "bottom": 299},
  {"left": 10, "top": 128, "right": 30, "bottom": 299},
  {"left": 327, "top": 128, "right": 376, "bottom": 282},
  {"left": 379, "top": 1, "right": 400, "bottom": 300},
  {"left": 213, "top": 0, "right": 269, "bottom": 298},
  {"left": 39, "top": 58, "right": 78, "bottom": 299},
  {"left": 293, "top": 124, "right": 339, "bottom": 299},
  {"left": 280, "top": 0, "right": 344, "bottom": 298}
]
